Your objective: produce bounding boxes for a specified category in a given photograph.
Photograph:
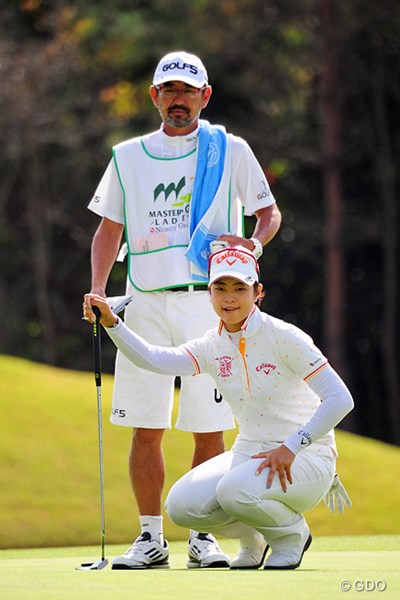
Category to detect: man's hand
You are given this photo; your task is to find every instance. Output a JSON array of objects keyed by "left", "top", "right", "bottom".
[
  {"left": 83, "top": 293, "right": 118, "bottom": 328},
  {"left": 324, "top": 473, "right": 352, "bottom": 514},
  {"left": 82, "top": 282, "right": 107, "bottom": 325},
  {"left": 252, "top": 445, "right": 295, "bottom": 492},
  {"left": 216, "top": 234, "right": 254, "bottom": 251},
  {"left": 216, "top": 203, "right": 281, "bottom": 254}
]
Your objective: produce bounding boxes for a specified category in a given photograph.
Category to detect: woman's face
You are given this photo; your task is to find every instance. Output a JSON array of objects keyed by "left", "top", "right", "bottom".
[{"left": 210, "top": 277, "right": 261, "bottom": 332}]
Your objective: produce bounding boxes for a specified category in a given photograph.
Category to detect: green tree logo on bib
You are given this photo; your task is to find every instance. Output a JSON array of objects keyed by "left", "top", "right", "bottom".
[{"left": 154, "top": 177, "right": 186, "bottom": 202}]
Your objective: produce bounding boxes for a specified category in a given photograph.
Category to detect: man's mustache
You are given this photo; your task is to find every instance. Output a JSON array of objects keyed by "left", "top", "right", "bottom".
[{"left": 168, "top": 105, "right": 190, "bottom": 114}]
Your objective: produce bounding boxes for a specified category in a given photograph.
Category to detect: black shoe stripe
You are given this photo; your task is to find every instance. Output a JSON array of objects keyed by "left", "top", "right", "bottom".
[{"left": 144, "top": 548, "right": 166, "bottom": 559}]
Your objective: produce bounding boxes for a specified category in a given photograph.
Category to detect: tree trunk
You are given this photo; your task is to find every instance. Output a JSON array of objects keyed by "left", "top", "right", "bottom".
[
  {"left": 371, "top": 50, "right": 400, "bottom": 444},
  {"left": 26, "top": 147, "right": 56, "bottom": 364},
  {"left": 319, "top": 0, "right": 347, "bottom": 379}
]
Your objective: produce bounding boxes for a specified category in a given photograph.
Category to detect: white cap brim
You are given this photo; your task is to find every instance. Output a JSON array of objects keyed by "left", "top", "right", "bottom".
[
  {"left": 153, "top": 74, "right": 205, "bottom": 88},
  {"left": 209, "top": 271, "right": 257, "bottom": 287}
]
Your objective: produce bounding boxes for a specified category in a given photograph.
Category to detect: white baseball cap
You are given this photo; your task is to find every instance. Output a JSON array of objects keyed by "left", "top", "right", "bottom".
[
  {"left": 208, "top": 246, "right": 260, "bottom": 287},
  {"left": 153, "top": 51, "right": 208, "bottom": 89}
]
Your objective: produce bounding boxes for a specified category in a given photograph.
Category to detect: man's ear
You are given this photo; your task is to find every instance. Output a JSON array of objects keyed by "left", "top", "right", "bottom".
[
  {"left": 149, "top": 85, "right": 159, "bottom": 107},
  {"left": 201, "top": 85, "right": 212, "bottom": 109}
]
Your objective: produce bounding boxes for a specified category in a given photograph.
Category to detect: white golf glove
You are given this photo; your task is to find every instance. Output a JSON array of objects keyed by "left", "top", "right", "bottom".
[{"left": 324, "top": 473, "right": 352, "bottom": 514}]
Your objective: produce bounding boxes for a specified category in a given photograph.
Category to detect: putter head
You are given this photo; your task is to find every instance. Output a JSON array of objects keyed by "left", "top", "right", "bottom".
[
  {"left": 76, "top": 558, "right": 108, "bottom": 571},
  {"left": 107, "top": 294, "right": 133, "bottom": 315}
]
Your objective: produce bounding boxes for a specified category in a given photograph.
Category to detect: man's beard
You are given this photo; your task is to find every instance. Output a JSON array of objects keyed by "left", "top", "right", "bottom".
[
  {"left": 159, "top": 106, "right": 201, "bottom": 128},
  {"left": 164, "top": 114, "right": 193, "bottom": 128}
]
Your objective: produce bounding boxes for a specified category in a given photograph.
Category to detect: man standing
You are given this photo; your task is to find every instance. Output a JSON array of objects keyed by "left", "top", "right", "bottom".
[{"left": 83, "top": 51, "right": 281, "bottom": 569}]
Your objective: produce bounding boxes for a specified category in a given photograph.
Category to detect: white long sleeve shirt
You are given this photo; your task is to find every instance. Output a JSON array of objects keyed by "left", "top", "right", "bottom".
[{"left": 106, "top": 306, "right": 354, "bottom": 457}]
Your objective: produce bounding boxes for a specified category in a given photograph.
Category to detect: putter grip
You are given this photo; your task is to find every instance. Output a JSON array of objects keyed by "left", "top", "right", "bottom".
[{"left": 92, "top": 306, "right": 102, "bottom": 387}]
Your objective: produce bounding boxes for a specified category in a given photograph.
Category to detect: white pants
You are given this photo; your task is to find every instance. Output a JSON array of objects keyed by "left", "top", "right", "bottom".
[{"left": 165, "top": 440, "right": 336, "bottom": 550}]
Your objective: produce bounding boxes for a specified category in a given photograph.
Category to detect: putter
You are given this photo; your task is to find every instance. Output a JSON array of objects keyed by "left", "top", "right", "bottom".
[{"left": 76, "top": 306, "right": 108, "bottom": 571}]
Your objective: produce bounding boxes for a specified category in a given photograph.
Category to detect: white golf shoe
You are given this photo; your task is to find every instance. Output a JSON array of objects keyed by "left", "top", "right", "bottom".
[
  {"left": 187, "top": 532, "right": 230, "bottom": 568},
  {"left": 230, "top": 539, "right": 269, "bottom": 569},
  {"left": 263, "top": 527, "right": 312, "bottom": 570},
  {"left": 112, "top": 532, "right": 170, "bottom": 570}
]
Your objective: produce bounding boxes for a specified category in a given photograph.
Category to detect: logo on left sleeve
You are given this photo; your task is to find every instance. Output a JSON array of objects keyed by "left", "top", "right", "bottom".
[{"left": 298, "top": 430, "right": 312, "bottom": 446}]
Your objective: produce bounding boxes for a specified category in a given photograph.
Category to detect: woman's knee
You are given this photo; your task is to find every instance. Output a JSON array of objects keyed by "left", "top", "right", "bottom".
[
  {"left": 166, "top": 451, "right": 234, "bottom": 527},
  {"left": 165, "top": 474, "right": 224, "bottom": 529}
]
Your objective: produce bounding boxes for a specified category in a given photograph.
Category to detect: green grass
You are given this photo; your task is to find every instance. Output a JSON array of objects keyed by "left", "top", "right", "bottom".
[
  {"left": 1, "top": 354, "right": 400, "bottom": 551},
  {"left": 1, "top": 538, "right": 399, "bottom": 600}
]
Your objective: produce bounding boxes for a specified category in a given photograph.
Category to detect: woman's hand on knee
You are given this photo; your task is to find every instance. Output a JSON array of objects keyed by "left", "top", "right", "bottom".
[{"left": 252, "top": 445, "right": 295, "bottom": 492}]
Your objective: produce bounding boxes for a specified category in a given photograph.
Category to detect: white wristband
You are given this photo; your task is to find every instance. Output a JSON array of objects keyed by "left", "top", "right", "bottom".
[{"left": 250, "top": 237, "right": 263, "bottom": 259}]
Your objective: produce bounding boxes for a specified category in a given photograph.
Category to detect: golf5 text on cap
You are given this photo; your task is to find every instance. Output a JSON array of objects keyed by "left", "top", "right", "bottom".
[
  {"left": 153, "top": 51, "right": 208, "bottom": 88},
  {"left": 208, "top": 246, "right": 259, "bottom": 287}
]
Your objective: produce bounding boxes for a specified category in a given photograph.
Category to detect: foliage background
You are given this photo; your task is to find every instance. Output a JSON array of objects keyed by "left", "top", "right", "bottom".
[{"left": 0, "top": 1, "right": 399, "bottom": 445}]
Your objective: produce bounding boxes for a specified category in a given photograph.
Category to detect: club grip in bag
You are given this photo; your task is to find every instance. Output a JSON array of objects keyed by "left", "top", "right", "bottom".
[{"left": 92, "top": 306, "right": 102, "bottom": 387}]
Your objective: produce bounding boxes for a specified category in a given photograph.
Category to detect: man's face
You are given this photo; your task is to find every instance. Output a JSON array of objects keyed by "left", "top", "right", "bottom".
[{"left": 150, "top": 81, "right": 212, "bottom": 133}]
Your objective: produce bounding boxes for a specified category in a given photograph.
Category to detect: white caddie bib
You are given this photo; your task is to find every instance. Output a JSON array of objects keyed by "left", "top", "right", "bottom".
[{"left": 113, "top": 137, "right": 238, "bottom": 291}]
